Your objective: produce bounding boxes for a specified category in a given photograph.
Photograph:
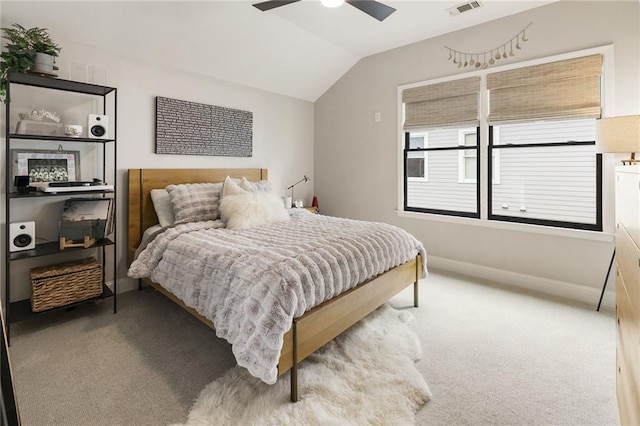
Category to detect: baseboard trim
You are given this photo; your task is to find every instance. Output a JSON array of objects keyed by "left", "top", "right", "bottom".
[
  {"left": 106, "top": 277, "right": 139, "bottom": 295},
  {"left": 427, "top": 255, "right": 615, "bottom": 310}
]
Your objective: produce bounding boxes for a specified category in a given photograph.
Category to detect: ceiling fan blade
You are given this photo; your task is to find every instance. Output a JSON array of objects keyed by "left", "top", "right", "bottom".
[
  {"left": 253, "top": 0, "right": 302, "bottom": 12},
  {"left": 346, "top": 0, "right": 396, "bottom": 21}
]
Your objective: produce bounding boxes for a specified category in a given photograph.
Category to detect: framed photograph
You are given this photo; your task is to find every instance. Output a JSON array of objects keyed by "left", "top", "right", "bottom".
[{"left": 11, "top": 149, "right": 80, "bottom": 184}]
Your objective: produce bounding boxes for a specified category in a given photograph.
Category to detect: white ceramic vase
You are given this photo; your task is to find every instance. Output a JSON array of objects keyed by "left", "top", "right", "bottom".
[{"left": 33, "top": 53, "right": 55, "bottom": 73}]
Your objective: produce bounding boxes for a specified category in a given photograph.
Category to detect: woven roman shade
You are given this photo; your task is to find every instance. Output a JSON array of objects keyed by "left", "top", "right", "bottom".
[
  {"left": 403, "top": 76, "right": 480, "bottom": 129},
  {"left": 487, "top": 54, "right": 602, "bottom": 123}
]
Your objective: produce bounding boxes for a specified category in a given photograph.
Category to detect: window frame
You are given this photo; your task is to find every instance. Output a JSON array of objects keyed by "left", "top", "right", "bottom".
[
  {"left": 397, "top": 45, "right": 613, "bottom": 235},
  {"left": 487, "top": 124, "right": 603, "bottom": 231},
  {"left": 406, "top": 131, "right": 429, "bottom": 182},
  {"left": 457, "top": 128, "right": 477, "bottom": 183},
  {"left": 403, "top": 127, "right": 480, "bottom": 218}
]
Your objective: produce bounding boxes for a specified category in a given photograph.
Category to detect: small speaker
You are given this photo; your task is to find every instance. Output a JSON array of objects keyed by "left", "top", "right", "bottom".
[
  {"left": 14, "top": 175, "right": 30, "bottom": 194},
  {"left": 88, "top": 114, "right": 109, "bottom": 139},
  {"left": 9, "top": 222, "right": 35, "bottom": 252}
]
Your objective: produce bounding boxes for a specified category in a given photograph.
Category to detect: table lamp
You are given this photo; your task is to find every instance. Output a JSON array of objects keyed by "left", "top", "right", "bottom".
[
  {"left": 596, "top": 115, "right": 640, "bottom": 165},
  {"left": 287, "top": 175, "right": 310, "bottom": 205}
]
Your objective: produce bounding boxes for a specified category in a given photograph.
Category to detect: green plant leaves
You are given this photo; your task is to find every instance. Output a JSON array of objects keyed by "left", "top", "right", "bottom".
[{"left": 0, "top": 23, "right": 61, "bottom": 102}]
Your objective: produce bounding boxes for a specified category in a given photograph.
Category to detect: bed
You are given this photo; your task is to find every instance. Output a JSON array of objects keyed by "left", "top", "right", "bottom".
[{"left": 127, "top": 168, "right": 425, "bottom": 401}]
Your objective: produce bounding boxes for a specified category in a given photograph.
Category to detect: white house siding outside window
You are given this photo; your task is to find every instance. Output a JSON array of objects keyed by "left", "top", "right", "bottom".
[
  {"left": 401, "top": 52, "right": 603, "bottom": 231},
  {"left": 405, "top": 127, "right": 479, "bottom": 216}
]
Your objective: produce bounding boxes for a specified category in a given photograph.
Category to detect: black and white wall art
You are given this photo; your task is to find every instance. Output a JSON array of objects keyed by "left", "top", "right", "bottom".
[{"left": 155, "top": 96, "right": 253, "bottom": 157}]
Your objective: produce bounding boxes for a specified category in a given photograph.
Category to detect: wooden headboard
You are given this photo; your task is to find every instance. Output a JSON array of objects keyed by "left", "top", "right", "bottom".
[{"left": 127, "top": 168, "right": 268, "bottom": 264}]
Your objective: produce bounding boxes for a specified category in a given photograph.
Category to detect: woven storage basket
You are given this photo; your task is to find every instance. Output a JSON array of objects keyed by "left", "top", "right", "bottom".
[{"left": 30, "top": 257, "right": 103, "bottom": 312}]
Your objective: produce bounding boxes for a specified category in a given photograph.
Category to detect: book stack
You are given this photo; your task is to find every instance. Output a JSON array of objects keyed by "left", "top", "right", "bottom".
[{"left": 59, "top": 198, "right": 114, "bottom": 248}]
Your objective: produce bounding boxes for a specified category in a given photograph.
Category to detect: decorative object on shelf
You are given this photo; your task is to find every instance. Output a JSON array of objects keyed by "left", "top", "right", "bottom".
[
  {"left": 444, "top": 22, "right": 532, "bottom": 70},
  {"left": 58, "top": 197, "right": 113, "bottom": 250},
  {"left": 312, "top": 195, "right": 319, "bottom": 214},
  {"left": 14, "top": 120, "right": 63, "bottom": 136},
  {"left": 63, "top": 124, "right": 83, "bottom": 137},
  {"left": 11, "top": 148, "right": 80, "bottom": 185},
  {"left": 33, "top": 181, "right": 114, "bottom": 194},
  {"left": 596, "top": 115, "right": 640, "bottom": 165},
  {"left": 59, "top": 236, "right": 96, "bottom": 250},
  {"left": 88, "top": 114, "right": 108, "bottom": 139},
  {"left": 155, "top": 96, "right": 253, "bottom": 157},
  {"left": 29, "top": 257, "right": 102, "bottom": 312},
  {"left": 294, "top": 199, "right": 304, "bottom": 208},
  {"left": 0, "top": 23, "right": 62, "bottom": 102},
  {"left": 18, "top": 109, "right": 60, "bottom": 123},
  {"left": 13, "top": 175, "right": 33, "bottom": 194},
  {"left": 9, "top": 221, "right": 35, "bottom": 252},
  {"left": 15, "top": 109, "right": 63, "bottom": 136},
  {"left": 287, "top": 175, "right": 310, "bottom": 204}
]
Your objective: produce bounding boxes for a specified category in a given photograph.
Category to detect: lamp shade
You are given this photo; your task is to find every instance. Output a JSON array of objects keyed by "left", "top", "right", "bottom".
[{"left": 595, "top": 115, "right": 640, "bottom": 153}]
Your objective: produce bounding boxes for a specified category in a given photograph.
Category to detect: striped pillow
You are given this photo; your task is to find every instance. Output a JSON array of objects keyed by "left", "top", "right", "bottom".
[{"left": 166, "top": 182, "right": 223, "bottom": 223}]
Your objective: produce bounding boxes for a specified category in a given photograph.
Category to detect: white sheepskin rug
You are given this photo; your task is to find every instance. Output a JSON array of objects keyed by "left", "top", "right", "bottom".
[{"left": 177, "top": 304, "right": 431, "bottom": 425}]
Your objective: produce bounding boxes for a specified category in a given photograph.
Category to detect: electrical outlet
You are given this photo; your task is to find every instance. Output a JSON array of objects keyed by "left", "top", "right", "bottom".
[{"left": 374, "top": 112, "right": 381, "bottom": 122}]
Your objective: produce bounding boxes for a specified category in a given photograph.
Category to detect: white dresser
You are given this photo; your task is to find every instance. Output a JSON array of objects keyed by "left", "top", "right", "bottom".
[{"left": 615, "top": 165, "right": 640, "bottom": 425}]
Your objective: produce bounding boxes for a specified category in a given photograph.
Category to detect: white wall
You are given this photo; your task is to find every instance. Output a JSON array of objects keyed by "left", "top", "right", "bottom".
[
  {"left": 314, "top": 0, "right": 640, "bottom": 306},
  {"left": 1, "top": 33, "right": 315, "bottom": 300}
]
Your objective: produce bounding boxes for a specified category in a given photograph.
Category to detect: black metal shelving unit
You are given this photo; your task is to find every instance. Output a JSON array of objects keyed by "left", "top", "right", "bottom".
[{"left": 4, "top": 72, "right": 117, "bottom": 344}]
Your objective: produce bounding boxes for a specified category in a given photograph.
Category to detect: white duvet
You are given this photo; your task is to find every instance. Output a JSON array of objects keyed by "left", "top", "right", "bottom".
[{"left": 128, "top": 210, "right": 426, "bottom": 384}]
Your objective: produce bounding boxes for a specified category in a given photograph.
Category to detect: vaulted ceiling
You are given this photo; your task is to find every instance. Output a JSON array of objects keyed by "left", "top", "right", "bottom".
[{"left": 2, "top": 1, "right": 555, "bottom": 101}]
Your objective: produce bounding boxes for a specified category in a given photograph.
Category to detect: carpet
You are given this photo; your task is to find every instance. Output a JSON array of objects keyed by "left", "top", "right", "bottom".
[{"left": 177, "top": 304, "right": 431, "bottom": 425}]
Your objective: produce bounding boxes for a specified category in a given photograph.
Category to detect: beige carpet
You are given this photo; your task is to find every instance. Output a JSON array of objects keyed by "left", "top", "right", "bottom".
[{"left": 8, "top": 270, "right": 619, "bottom": 425}]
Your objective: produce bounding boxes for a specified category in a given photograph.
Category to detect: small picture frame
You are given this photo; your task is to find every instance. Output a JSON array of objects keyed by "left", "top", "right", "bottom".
[{"left": 11, "top": 149, "right": 80, "bottom": 187}]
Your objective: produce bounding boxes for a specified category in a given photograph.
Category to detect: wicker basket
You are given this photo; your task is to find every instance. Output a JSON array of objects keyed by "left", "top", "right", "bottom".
[{"left": 30, "top": 257, "right": 103, "bottom": 312}]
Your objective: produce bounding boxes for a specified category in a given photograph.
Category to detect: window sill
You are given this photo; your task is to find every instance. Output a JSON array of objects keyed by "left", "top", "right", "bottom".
[{"left": 396, "top": 210, "right": 614, "bottom": 243}]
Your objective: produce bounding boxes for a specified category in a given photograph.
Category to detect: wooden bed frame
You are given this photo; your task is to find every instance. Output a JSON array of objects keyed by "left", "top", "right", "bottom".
[{"left": 127, "top": 168, "right": 422, "bottom": 402}]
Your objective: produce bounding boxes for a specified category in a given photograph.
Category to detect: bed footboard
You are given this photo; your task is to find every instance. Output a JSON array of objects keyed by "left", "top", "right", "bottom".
[{"left": 281, "top": 254, "right": 423, "bottom": 402}]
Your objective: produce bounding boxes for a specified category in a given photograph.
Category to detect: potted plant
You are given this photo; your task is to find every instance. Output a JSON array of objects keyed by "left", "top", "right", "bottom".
[{"left": 0, "top": 23, "right": 61, "bottom": 102}]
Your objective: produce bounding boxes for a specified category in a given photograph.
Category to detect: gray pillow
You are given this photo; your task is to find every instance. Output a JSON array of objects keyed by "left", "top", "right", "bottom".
[
  {"left": 166, "top": 182, "right": 223, "bottom": 223},
  {"left": 243, "top": 178, "right": 272, "bottom": 192},
  {"left": 150, "top": 189, "right": 175, "bottom": 227}
]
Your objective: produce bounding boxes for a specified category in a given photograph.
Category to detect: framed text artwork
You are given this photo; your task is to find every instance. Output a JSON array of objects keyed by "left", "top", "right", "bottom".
[{"left": 155, "top": 96, "right": 253, "bottom": 157}]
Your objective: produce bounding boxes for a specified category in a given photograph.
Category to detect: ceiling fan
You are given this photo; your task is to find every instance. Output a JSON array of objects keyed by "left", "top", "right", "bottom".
[{"left": 253, "top": 0, "right": 396, "bottom": 22}]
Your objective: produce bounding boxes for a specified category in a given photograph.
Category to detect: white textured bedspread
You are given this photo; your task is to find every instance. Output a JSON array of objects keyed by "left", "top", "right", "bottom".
[{"left": 128, "top": 210, "right": 426, "bottom": 384}]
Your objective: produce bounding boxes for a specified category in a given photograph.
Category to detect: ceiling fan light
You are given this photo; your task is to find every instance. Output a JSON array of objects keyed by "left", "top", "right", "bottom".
[{"left": 321, "top": 0, "right": 344, "bottom": 8}]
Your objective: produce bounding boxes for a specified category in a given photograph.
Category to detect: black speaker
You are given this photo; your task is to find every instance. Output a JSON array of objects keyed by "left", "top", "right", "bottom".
[
  {"left": 88, "top": 114, "right": 108, "bottom": 139},
  {"left": 9, "top": 222, "right": 35, "bottom": 252},
  {"left": 14, "top": 175, "right": 30, "bottom": 194}
]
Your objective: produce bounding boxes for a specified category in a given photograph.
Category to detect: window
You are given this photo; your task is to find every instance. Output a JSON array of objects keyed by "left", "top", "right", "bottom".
[
  {"left": 458, "top": 129, "right": 478, "bottom": 183},
  {"left": 402, "top": 76, "right": 481, "bottom": 217},
  {"left": 489, "top": 119, "right": 601, "bottom": 230},
  {"left": 400, "top": 51, "right": 605, "bottom": 231},
  {"left": 405, "top": 127, "right": 479, "bottom": 216},
  {"left": 459, "top": 128, "right": 501, "bottom": 184},
  {"left": 407, "top": 133, "right": 427, "bottom": 180},
  {"left": 486, "top": 54, "right": 603, "bottom": 230}
]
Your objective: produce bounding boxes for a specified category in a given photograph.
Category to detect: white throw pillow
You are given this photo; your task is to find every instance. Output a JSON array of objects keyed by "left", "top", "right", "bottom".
[
  {"left": 220, "top": 190, "right": 291, "bottom": 230},
  {"left": 150, "top": 189, "right": 175, "bottom": 227},
  {"left": 239, "top": 177, "right": 257, "bottom": 192},
  {"left": 222, "top": 176, "right": 245, "bottom": 198},
  {"left": 222, "top": 176, "right": 273, "bottom": 197}
]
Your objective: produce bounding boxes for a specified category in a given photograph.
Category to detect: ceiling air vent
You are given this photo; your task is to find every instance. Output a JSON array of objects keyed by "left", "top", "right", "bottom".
[{"left": 448, "top": 1, "right": 482, "bottom": 16}]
